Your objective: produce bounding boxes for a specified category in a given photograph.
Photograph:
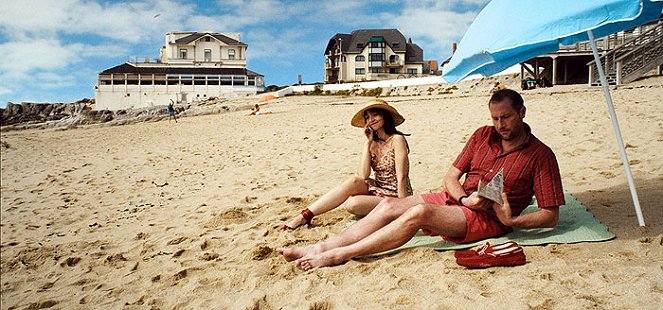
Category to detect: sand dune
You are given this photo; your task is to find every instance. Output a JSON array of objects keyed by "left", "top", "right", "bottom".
[{"left": 1, "top": 76, "right": 662, "bottom": 309}]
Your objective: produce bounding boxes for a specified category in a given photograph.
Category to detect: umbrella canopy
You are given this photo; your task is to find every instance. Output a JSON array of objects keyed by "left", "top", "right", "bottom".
[
  {"left": 443, "top": 0, "right": 663, "bottom": 226},
  {"left": 443, "top": 0, "right": 663, "bottom": 82}
]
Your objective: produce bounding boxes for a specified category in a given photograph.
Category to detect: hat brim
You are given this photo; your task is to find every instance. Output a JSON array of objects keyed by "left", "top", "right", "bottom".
[{"left": 351, "top": 103, "right": 405, "bottom": 128}]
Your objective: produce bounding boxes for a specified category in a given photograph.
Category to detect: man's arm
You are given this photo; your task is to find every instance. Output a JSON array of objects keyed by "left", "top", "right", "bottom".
[
  {"left": 443, "top": 166, "right": 491, "bottom": 210},
  {"left": 443, "top": 166, "right": 465, "bottom": 201},
  {"left": 492, "top": 193, "right": 559, "bottom": 228}
]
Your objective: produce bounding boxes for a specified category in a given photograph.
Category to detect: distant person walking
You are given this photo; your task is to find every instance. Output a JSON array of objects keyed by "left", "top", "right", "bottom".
[{"left": 168, "top": 99, "right": 178, "bottom": 123}]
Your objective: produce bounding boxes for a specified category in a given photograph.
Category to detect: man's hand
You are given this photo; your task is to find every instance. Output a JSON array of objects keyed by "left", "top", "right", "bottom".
[
  {"left": 463, "top": 191, "right": 492, "bottom": 210},
  {"left": 492, "top": 192, "right": 513, "bottom": 226}
]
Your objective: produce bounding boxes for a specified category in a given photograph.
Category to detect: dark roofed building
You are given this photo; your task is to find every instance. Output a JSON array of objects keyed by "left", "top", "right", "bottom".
[
  {"left": 324, "top": 29, "right": 425, "bottom": 83},
  {"left": 95, "top": 30, "right": 264, "bottom": 110}
]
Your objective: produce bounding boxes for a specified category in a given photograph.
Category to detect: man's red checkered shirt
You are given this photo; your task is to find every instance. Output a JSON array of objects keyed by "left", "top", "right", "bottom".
[{"left": 452, "top": 124, "right": 565, "bottom": 215}]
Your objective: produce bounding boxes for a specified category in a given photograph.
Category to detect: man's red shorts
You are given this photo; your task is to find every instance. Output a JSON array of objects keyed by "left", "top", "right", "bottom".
[{"left": 420, "top": 191, "right": 511, "bottom": 244}]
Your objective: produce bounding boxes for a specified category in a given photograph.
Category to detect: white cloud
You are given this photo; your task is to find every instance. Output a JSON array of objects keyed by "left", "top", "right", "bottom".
[
  {"left": 0, "top": 39, "right": 125, "bottom": 78},
  {"left": 0, "top": 0, "right": 194, "bottom": 43},
  {"left": 0, "top": 39, "right": 77, "bottom": 78},
  {"left": 0, "top": 86, "right": 12, "bottom": 96},
  {"left": 192, "top": 0, "right": 299, "bottom": 30},
  {"left": 34, "top": 72, "right": 78, "bottom": 89},
  {"left": 245, "top": 28, "right": 318, "bottom": 62},
  {"left": 383, "top": 2, "right": 487, "bottom": 62},
  {"left": 0, "top": 0, "right": 176, "bottom": 101}
]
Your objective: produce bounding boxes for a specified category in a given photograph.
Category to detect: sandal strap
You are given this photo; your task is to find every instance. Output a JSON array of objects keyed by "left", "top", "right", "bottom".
[{"left": 300, "top": 208, "right": 314, "bottom": 224}]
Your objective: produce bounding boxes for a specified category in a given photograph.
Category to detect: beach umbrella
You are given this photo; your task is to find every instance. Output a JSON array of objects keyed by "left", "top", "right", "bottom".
[{"left": 443, "top": 0, "right": 663, "bottom": 226}]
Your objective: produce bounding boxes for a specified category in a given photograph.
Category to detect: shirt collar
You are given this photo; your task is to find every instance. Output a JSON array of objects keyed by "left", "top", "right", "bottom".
[{"left": 490, "top": 122, "right": 533, "bottom": 155}]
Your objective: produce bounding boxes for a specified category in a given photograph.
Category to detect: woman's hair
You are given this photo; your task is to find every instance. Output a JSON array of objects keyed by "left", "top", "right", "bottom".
[{"left": 365, "top": 108, "right": 410, "bottom": 149}]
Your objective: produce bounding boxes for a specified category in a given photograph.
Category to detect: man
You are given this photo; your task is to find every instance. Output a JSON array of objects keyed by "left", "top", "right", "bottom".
[
  {"left": 280, "top": 89, "right": 565, "bottom": 270},
  {"left": 168, "top": 99, "right": 178, "bottom": 123}
]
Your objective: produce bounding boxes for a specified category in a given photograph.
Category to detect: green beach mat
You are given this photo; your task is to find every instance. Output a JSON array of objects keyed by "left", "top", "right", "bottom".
[{"left": 351, "top": 193, "right": 615, "bottom": 255}]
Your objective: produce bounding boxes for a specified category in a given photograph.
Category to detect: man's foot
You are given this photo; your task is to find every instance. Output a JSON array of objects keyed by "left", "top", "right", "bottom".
[
  {"left": 278, "top": 244, "right": 324, "bottom": 262},
  {"left": 296, "top": 249, "right": 347, "bottom": 271}
]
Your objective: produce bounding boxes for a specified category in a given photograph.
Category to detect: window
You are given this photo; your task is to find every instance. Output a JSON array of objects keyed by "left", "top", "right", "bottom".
[
  {"left": 389, "top": 55, "right": 400, "bottom": 63},
  {"left": 407, "top": 68, "right": 418, "bottom": 74},
  {"left": 369, "top": 53, "right": 385, "bottom": 61},
  {"left": 370, "top": 41, "right": 385, "bottom": 48},
  {"left": 355, "top": 68, "right": 365, "bottom": 75},
  {"left": 179, "top": 49, "right": 187, "bottom": 59},
  {"left": 392, "top": 42, "right": 400, "bottom": 48},
  {"left": 180, "top": 75, "right": 193, "bottom": 85},
  {"left": 371, "top": 68, "right": 382, "bottom": 73},
  {"left": 228, "top": 49, "right": 235, "bottom": 60},
  {"left": 204, "top": 49, "right": 212, "bottom": 62},
  {"left": 355, "top": 55, "right": 365, "bottom": 62},
  {"left": 204, "top": 37, "right": 211, "bottom": 42}
]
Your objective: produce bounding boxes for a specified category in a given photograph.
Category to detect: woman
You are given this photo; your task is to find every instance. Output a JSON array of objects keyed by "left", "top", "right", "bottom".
[{"left": 282, "top": 99, "right": 413, "bottom": 230}]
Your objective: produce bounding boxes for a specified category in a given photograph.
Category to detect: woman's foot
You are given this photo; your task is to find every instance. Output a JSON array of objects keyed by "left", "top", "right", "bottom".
[
  {"left": 283, "top": 214, "right": 307, "bottom": 230},
  {"left": 282, "top": 208, "right": 315, "bottom": 230},
  {"left": 296, "top": 249, "right": 347, "bottom": 271}
]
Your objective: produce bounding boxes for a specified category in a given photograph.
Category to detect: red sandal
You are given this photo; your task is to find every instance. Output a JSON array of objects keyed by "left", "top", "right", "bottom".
[
  {"left": 454, "top": 241, "right": 518, "bottom": 259},
  {"left": 281, "top": 208, "right": 315, "bottom": 230},
  {"left": 456, "top": 242, "right": 525, "bottom": 269}
]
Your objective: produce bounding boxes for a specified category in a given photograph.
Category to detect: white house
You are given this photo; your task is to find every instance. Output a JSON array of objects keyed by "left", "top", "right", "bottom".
[
  {"left": 324, "top": 29, "right": 426, "bottom": 83},
  {"left": 94, "top": 31, "right": 265, "bottom": 110}
]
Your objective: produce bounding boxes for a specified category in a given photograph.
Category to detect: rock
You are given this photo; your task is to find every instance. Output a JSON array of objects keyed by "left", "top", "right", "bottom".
[{"left": 0, "top": 96, "right": 249, "bottom": 131}]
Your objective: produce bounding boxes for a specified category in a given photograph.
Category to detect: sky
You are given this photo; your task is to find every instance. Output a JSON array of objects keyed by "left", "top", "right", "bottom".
[{"left": 0, "top": 0, "right": 491, "bottom": 107}]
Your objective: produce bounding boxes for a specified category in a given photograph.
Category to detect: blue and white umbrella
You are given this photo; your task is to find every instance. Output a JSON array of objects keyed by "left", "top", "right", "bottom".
[{"left": 443, "top": 0, "right": 663, "bottom": 226}]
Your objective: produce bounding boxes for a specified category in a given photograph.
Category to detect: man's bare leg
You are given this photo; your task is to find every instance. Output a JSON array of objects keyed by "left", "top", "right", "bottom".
[
  {"left": 280, "top": 195, "right": 424, "bottom": 262},
  {"left": 297, "top": 204, "right": 466, "bottom": 270}
]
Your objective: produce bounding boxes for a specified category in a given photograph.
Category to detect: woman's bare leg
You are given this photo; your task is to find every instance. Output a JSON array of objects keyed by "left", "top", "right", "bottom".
[
  {"left": 284, "top": 175, "right": 370, "bottom": 229},
  {"left": 343, "top": 195, "right": 385, "bottom": 216}
]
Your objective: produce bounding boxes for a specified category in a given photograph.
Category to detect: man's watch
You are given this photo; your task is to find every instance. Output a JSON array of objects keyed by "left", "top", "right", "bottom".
[{"left": 458, "top": 195, "right": 468, "bottom": 206}]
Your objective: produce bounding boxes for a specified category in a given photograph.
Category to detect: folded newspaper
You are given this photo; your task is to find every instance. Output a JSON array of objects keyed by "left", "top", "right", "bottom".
[{"left": 477, "top": 168, "right": 504, "bottom": 205}]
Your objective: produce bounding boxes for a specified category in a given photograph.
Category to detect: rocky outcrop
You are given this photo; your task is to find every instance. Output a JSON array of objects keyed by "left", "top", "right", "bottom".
[
  {"left": 1, "top": 99, "right": 94, "bottom": 126},
  {"left": 0, "top": 97, "right": 253, "bottom": 131}
]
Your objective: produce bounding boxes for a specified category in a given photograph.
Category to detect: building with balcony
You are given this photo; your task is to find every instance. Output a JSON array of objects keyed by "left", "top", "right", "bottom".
[
  {"left": 94, "top": 31, "right": 264, "bottom": 110},
  {"left": 324, "top": 29, "right": 425, "bottom": 83}
]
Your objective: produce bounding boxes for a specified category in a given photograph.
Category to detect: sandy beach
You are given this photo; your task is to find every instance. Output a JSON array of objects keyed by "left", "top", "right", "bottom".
[{"left": 1, "top": 76, "right": 662, "bottom": 309}]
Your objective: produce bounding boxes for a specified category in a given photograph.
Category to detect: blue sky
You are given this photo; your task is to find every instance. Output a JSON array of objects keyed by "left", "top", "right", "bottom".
[{"left": 0, "top": 0, "right": 490, "bottom": 107}]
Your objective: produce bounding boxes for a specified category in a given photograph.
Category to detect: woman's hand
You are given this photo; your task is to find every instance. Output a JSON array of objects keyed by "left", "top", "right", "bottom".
[
  {"left": 364, "top": 125, "right": 374, "bottom": 141},
  {"left": 462, "top": 191, "right": 492, "bottom": 210}
]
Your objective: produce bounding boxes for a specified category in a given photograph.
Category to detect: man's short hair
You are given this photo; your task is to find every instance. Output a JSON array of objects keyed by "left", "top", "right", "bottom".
[{"left": 489, "top": 89, "right": 524, "bottom": 110}]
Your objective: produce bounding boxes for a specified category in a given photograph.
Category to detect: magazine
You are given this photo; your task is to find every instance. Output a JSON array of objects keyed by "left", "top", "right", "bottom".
[{"left": 477, "top": 168, "right": 504, "bottom": 205}]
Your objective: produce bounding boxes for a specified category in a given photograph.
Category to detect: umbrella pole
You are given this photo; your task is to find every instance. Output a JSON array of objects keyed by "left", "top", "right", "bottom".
[{"left": 587, "top": 30, "right": 645, "bottom": 226}]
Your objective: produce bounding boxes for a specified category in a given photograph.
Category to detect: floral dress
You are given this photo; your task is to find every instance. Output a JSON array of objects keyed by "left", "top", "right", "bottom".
[{"left": 366, "top": 144, "right": 413, "bottom": 197}]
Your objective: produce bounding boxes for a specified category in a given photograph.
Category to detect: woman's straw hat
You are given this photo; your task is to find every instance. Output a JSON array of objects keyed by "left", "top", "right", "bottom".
[{"left": 351, "top": 99, "right": 405, "bottom": 128}]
